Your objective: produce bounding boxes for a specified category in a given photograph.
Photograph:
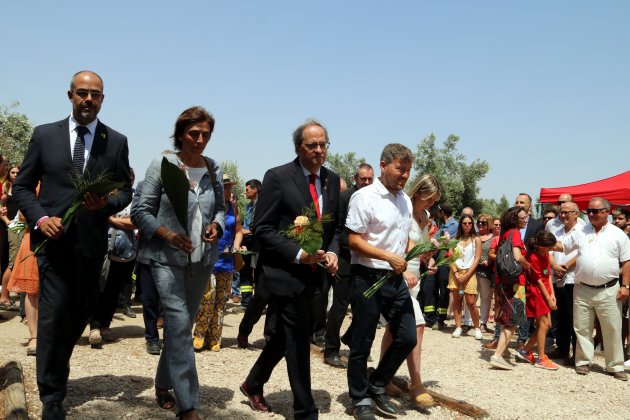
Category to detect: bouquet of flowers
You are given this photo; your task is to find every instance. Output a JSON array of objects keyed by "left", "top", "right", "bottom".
[
  {"left": 363, "top": 236, "right": 460, "bottom": 299},
  {"left": 283, "top": 204, "right": 340, "bottom": 281},
  {"left": 22, "top": 170, "right": 125, "bottom": 261}
]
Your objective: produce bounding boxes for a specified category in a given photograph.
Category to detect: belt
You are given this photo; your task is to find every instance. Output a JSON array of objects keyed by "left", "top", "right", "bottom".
[
  {"left": 580, "top": 279, "right": 618, "bottom": 289},
  {"left": 350, "top": 264, "right": 393, "bottom": 277}
]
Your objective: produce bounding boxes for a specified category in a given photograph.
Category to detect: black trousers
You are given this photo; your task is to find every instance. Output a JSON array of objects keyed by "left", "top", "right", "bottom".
[
  {"left": 36, "top": 238, "right": 103, "bottom": 403},
  {"left": 421, "top": 264, "right": 450, "bottom": 324},
  {"left": 238, "top": 281, "right": 275, "bottom": 342},
  {"left": 137, "top": 262, "right": 161, "bottom": 342},
  {"left": 308, "top": 269, "right": 328, "bottom": 342},
  {"left": 555, "top": 283, "right": 576, "bottom": 355},
  {"left": 239, "top": 254, "right": 254, "bottom": 307},
  {"left": 347, "top": 265, "right": 416, "bottom": 405},
  {"left": 245, "top": 290, "right": 318, "bottom": 419},
  {"left": 91, "top": 259, "right": 135, "bottom": 330},
  {"left": 324, "top": 256, "right": 351, "bottom": 357}
]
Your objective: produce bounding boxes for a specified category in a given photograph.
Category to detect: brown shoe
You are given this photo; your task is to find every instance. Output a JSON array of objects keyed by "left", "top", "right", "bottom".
[
  {"left": 575, "top": 365, "right": 590, "bottom": 375},
  {"left": 240, "top": 383, "right": 271, "bottom": 412},
  {"left": 100, "top": 328, "right": 117, "bottom": 342},
  {"left": 612, "top": 371, "right": 628, "bottom": 381},
  {"left": 482, "top": 340, "right": 498, "bottom": 350},
  {"left": 237, "top": 334, "right": 249, "bottom": 349}
]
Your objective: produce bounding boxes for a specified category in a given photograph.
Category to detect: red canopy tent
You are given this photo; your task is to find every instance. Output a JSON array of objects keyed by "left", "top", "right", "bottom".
[{"left": 539, "top": 170, "right": 630, "bottom": 210}]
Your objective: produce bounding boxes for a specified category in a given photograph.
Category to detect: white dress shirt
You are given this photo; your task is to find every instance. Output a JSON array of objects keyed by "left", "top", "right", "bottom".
[
  {"left": 552, "top": 224, "right": 579, "bottom": 285},
  {"left": 345, "top": 177, "right": 412, "bottom": 270},
  {"left": 563, "top": 223, "right": 630, "bottom": 286}
]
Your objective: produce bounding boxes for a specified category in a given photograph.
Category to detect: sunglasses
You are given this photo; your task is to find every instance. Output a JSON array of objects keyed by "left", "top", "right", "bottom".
[
  {"left": 586, "top": 208, "right": 608, "bottom": 215},
  {"left": 461, "top": 222, "right": 473, "bottom": 226},
  {"left": 559, "top": 210, "right": 577, "bottom": 216},
  {"left": 556, "top": 201, "right": 567, "bottom": 206},
  {"left": 477, "top": 221, "right": 488, "bottom": 226},
  {"left": 543, "top": 216, "right": 555, "bottom": 221}
]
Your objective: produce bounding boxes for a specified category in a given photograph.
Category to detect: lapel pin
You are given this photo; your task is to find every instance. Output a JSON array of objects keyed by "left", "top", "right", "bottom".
[{"left": 101, "top": 133, "right": 106, "bottom": 139}]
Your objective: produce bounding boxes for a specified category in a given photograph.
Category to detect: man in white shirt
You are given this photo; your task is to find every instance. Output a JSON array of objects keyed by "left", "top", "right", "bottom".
[
  {"left": 557, "top": 198, "right": 630, "bottom": 380},
  {"left": 548, "top": 202, "right": 580, "bottom": 364},
  {"left": 345, "top": 143, "right": 417, "bottom": 420},
  {"left": 546, "top": 193, "right": 586, "bottom": 233}
]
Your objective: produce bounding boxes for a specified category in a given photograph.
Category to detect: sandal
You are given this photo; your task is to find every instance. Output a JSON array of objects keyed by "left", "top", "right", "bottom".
[
  {"left": 409, "top": 384, "right": 435, "bottom": 408},
  {"left": 27, "top": 337, "right": 37, "bottom": 356},
  {"left": 193, "top": 335, "right": 205, "bottom": 351},
  {"left": 156, "top": 389, "right": 176, "bottom": 410}
]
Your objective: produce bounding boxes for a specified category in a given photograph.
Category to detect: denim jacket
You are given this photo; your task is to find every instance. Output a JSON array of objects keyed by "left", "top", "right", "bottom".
[{"left": 131, "top": 153, "right": 226, "bottom": 268}]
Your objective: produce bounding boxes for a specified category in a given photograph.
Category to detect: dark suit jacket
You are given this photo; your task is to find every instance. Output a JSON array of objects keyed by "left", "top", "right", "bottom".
[
  {"left": 524, "top": 217, "right": 545, "bottom": 248},
  {"left": 253, "top": 157, "right": 340, "bottom": 297},
  {"left": 13, "top": 117, "right": 132, "bottom": 257}
]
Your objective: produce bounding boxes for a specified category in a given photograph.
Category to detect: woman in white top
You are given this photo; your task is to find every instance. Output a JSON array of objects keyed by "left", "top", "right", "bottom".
[
  {"left": 448, "top": 214, "right": 483, "bottom": 339},
  {"left": 380, "top": 174, "right": 440, "bottom": 408}
]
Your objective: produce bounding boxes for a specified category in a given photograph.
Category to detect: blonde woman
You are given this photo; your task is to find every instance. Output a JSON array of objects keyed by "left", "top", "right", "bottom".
[{"left": 379, "top": 174, "right": 440, "bottom": 408}]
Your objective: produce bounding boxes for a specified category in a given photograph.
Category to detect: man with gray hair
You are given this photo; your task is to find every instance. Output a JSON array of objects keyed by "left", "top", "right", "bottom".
[
  {"left": 555, "top": 197, "right": 630, "bottom": 380},
  {"left": 346, "top": 144, "right": 417, "bottom": 420}
]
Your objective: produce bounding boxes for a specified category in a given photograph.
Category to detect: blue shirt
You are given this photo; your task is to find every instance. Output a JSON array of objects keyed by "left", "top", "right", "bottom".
[{"left": 436, "top": 217, "right": 459, "bottom": 239}]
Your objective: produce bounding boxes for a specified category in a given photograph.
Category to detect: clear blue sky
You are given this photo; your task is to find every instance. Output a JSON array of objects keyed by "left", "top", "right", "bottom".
[{"left": 2, "top": 1, "right": 629, "bottom": 202}]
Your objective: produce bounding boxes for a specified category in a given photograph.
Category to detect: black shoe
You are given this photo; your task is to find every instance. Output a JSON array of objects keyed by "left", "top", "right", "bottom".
[
  {"left": 146, "top": 340, "right": 161, "bottom": 355},
  {"left": 324, "top": 353, "right": 347, "bottom": 368},
  {"left": 353, "top": 405, "right": 376, "bottom": 420},
  {"left": 122, "top": 306, "right": 136, "bottom": 318},
  {"left": 371, "top": 393, "right": 398, "bottom": 417},
  {"left": 42, "top": 400, "right": 65, "bottom": 420},
  {"left": 436, "top": 322, "right": 446, "bottom": 331},
  {"left": 312, "top": 336, "right": 325, "bottom": 348}
]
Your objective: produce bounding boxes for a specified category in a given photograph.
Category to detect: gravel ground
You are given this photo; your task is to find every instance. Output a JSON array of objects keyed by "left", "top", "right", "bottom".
[{"left": 1, "top": 301, "right": 628, "bottom": 419}]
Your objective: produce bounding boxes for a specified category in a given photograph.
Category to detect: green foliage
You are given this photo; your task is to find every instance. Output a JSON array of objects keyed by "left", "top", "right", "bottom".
[
  {"left": 410, "top": 133, "right": 489, "bottom": 215},
  {"left": 220, "top": 160, "right": 245, "bottom": 216},
  {"left": 325, "top": 152, "right": 367, "bottom": 186},
  {"left": 479, "top": 195, "right": 510, "bottom": 218},
  {"left": 0, "top": 101, "right": 33, "bottom": 165},
  {"left": 161, "top": 157, "right": 190, "bottom": 234}
]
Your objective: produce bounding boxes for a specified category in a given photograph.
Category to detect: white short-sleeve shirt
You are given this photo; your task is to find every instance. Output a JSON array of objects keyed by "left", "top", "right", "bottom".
[
  {"left": 562, "top": 223, "right": 630, "bottom": 286},
  {"left": 345, "top": 177, "right": 412, "bottom": 270},
  {"left": 552, "top": 224, "right": 579, "bottom": 285}
]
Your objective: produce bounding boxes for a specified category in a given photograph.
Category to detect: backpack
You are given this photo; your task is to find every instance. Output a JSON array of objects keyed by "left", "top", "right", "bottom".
[{"left": 496, "top": 230, "right": 523, "bottom": 285}]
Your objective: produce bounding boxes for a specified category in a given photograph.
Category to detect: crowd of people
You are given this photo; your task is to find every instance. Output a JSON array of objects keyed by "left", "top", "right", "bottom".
[{"left": 1, "top": 70, "right": 629, "bottom": 420}]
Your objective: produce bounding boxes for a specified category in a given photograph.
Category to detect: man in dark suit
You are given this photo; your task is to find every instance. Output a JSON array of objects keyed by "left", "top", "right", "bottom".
[
  {"left": 13, "top": 70, "right": 132, "bottom": 420},
  {"left": 240, "top": 119, "right": 340, "bottom": 419}
]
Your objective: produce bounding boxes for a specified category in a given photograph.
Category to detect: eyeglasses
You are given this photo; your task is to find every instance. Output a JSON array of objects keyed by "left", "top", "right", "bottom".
[
  {"left": 543, "top": 216, "right": 555, "bottom": 221},
  {"left": 302, "top": 141, "right": 330, "bottom": 151},
  {"left": 477, "top": 221, "right": 488, "bottom": 226},
  {"left": 74, "top": 89, "right": 103, "bottom": 100},
  {"left": 559, "top": 211, "right": 576, "bottom": 216},
  {"left": 586, "top": 208, "right": 608, "bottom": 215},
  {"left": 493, "top": 224, "right": 501, "bottom": 227},
  {"left": 461, "top": 222, "right": 473, "bottom": 226}
]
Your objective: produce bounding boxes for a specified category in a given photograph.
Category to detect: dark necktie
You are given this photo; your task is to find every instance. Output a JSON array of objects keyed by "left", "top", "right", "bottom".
[
  {"left": 73, "top": 126, "right": 89, "bottom": 176},
  {"left": 308, "top": 174, "right": 321, "bottom": 219}
]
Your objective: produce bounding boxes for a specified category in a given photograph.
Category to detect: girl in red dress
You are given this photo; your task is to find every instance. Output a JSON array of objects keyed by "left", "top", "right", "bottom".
[{"left": 516, "top": 231, "right": 559, "bottom": 370}]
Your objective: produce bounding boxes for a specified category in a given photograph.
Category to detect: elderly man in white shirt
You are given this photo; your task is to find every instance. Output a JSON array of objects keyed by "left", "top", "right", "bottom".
[
  {"left": 548, "top": 202, "right": 580, "bottom": 363},
  {"left": 556, "top": 198, "right": 630, "bottom": 380}
]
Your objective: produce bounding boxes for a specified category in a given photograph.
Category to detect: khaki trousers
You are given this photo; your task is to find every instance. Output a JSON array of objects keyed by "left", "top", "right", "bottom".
[{"left": 573, "top": 282, "right": 624, "bottom": 372}]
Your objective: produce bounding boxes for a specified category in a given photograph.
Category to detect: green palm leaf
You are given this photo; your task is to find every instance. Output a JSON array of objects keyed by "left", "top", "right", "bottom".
[{"left": 161, "top": 157, "right": 189, "bottom": 235}]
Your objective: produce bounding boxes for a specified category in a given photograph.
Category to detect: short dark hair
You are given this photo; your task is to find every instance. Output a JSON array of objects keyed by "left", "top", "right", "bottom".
[
  {"left": 528, "top": 230, "right": 557, "bottom": 252},
  {"left": 437, "top": 202, "right": 453, "bottom": 217},
  {"left": 246, "top": 179, "right": 261, "bottom": 191},
  {"left": 171, "top": 106, "right": 215, "bottom": 151},
  {"left": 292, "top": 119, "right": 329, "bottom": 154},
  {"left": 380, "top": 143, "right": 413, "bottom": 165}
]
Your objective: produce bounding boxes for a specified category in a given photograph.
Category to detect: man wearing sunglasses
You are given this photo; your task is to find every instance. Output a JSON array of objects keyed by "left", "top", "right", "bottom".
[
  {"left": 13, "top": 71, "right": 132, "bottom": 419},
  {"left": 545, "top": 193, "right": 585, "bottom": 233},
  {"left": 555, "top": 198, "right": 630, "bottom": 380}
]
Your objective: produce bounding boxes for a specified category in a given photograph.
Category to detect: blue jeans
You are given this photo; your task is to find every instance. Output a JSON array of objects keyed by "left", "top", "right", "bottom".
[
  {"left": 151, "top": 261, "right": 211, "bottom": 412},
  {"left": 231, "top": 271, "right": 240, "bottom": 297}
]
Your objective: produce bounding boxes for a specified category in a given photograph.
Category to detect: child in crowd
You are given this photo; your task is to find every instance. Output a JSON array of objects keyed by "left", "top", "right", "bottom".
[{"left": 516, "top": 231, "right": 559, "bottom": 370}]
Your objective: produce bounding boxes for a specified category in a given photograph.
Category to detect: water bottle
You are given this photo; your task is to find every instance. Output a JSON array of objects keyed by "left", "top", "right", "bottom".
[{"left": 459, "top": 286, "right": 465, "bottom": 296}]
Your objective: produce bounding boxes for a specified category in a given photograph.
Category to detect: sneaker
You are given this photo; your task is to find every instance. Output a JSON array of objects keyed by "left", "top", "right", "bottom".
[
  {"left": 490, "top": 355, "right": 512, "bottom": 370},
  {"left": 515, "top": 349, "right": 536, "bottom": 364},
  {"left": 474, "top": 328, "right": 483, "bottom": 340},
  {"left": 452, "top": 327, "right": 462, "bottom": 338},
  {"left": 535, "top": 355, "right": 559, "bottom": 370}
]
